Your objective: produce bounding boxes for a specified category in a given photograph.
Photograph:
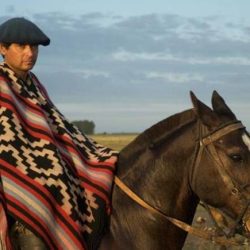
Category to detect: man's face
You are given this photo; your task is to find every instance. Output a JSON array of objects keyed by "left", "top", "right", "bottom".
[{"left": 0, "top": 43, "right": 38, "bottom": 78}]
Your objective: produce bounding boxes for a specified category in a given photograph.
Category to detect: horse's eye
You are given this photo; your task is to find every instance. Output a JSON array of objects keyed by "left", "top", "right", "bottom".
[{"left": 229, "top": 154, "right": 243, "bottom": 162}]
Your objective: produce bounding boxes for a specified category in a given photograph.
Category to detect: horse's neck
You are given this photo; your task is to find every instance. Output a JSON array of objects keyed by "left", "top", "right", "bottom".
[
  {"left": 116, "top": 126, "right": 198, "bottom": 220},
  {"left": 106, "top": 123, "right": 199, "bottom": 250}
]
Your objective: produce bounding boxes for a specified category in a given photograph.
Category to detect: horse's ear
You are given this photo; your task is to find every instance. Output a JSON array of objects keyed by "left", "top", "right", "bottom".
[
  {"left": 190, "top": 91, "right": 220, "bottom": 128},
  {"left": 211, "top": 90, "right": 236, "bottom": 120}
]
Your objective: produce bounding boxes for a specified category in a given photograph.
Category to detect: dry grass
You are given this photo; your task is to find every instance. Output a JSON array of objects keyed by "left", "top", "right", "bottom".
[{"left": 90, "top": 133, "right": 138, "bottom": 151}]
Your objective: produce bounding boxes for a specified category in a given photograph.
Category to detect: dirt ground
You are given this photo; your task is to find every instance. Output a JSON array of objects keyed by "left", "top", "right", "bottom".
[{"left": 183, "top": 205, "right": 249, "bottom": 250}]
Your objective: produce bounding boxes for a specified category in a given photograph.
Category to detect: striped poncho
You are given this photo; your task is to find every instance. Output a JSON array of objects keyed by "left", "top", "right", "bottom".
[{"left": 0, "top": 63, "right": 118, "bottom": 249}]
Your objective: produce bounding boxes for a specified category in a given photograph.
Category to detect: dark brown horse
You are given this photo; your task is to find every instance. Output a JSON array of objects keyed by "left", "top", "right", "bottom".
[{"left": 99, "top": 91, "right": 250, "bottom": 250}]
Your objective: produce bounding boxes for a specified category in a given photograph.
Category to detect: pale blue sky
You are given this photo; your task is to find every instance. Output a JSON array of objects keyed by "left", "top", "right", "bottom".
[
  {"left": 1, "top": 1, "right": 250, "bottom": 133},
  {"left": 2, "top": 1, "right": 249, "bottom": 20}
]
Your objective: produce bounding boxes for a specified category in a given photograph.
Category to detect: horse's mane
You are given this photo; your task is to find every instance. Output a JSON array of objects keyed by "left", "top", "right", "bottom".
[{"left": 120, "top": 109, "right": 196, "bottom": 159}]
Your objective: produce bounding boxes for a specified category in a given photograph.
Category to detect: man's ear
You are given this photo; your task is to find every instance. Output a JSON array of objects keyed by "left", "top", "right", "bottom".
[{"left": 0, "top": 43, "right": 7, "bottom": 58}]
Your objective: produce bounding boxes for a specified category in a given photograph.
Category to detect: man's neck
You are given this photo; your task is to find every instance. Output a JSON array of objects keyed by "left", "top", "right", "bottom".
[{"left": 4, "top": 62, "right": 29, "bottom": 81}]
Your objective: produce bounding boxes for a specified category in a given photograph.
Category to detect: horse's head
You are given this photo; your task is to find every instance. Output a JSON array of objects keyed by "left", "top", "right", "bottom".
[{"left": 190, "top": 90, "right": 250, "bottom": 237}]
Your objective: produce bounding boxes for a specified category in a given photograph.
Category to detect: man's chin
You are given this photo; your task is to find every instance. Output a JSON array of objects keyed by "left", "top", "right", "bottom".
[{"left": 22, "top": 64, "right": 35, "bottom": 71}]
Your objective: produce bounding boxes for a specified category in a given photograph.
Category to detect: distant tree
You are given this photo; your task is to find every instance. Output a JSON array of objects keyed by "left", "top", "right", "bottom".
[{"left": 72, "top": 120, "right": 95, "bottom": 134}]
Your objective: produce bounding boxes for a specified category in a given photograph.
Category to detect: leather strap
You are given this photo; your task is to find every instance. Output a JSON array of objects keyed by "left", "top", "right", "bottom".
[
  {"left": 114, "top": 176, "right": 245, "bottom": 246},
  {"left": 202, "top": 122, "right": 245, "bottom": 145}
]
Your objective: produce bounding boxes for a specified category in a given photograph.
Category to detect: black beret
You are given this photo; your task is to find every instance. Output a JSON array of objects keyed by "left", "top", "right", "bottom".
[{"left": 0, "top": 17, "right": 50, "bottom": 46}]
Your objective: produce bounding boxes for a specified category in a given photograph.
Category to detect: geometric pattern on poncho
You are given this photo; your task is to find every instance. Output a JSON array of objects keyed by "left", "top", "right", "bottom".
[{"left": 0, "top": 63, "right": 118, "bottom": 250}]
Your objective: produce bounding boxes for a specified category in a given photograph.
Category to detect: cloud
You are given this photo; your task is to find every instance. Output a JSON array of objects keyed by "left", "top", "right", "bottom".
[
  {"left": 1, "top": 12, "right": 250, "bottom": 131},
  {"left": 145, "top": 72, "right": 204, "bottom": 83},
  {"left": 28, "top": 12, "right": 250, "bottom": 61},
  {"left": 111, "top": 48, "right": 250, "bottom": 66}
]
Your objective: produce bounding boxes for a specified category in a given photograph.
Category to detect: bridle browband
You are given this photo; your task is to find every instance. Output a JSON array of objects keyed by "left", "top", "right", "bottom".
[{"left": 114, "top": 120, "right": 249, "bottom": 246}]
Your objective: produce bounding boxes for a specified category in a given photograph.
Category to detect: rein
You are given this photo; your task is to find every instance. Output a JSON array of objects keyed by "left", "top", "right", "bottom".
[{"left": 114, "top": 120, "right": 248, "bottom": 247}]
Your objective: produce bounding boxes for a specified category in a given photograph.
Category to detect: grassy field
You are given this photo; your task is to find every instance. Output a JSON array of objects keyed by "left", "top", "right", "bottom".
[
  {"left": 90, "top": 133, "right": 248, "bottom": 250},
  {"left": 90, "top": 133, "right": 138, "bottom": 151}
]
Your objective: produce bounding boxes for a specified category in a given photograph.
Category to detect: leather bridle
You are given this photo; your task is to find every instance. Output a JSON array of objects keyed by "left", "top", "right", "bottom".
[
  {"left": 190, "top": 121, "right": 250, "bottom": 235},
  {"left": 114, "top": 120, "right": 250, "bottom": 246},
  {"left": 190, "top": 121, "right": 245, "bottom": 194}
]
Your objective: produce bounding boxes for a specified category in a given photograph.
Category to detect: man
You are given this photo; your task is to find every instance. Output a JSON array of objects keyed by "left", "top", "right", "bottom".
[{"left": 0, "top": 17, "right": 118, "bottom": 250}]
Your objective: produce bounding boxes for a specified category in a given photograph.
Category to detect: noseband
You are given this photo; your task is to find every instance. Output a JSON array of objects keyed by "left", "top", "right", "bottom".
[{"left": 114, "top": 120, "right": 249, "bottom": 246}]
